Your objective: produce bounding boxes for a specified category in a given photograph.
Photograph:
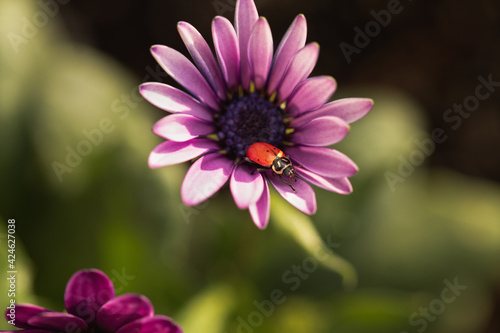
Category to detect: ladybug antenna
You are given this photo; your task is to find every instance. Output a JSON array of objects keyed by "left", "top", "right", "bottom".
[{"left": 285, "top": 182, "right": 297, "bottom": 193}]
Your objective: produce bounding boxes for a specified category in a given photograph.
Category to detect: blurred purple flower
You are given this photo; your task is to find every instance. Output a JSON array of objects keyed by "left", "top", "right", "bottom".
[
  {"left": 141, "top": 0, "right": 373, "bottom": 229},
  {"left": 4, "top": 269, "right": 181, "bottom": 333}
]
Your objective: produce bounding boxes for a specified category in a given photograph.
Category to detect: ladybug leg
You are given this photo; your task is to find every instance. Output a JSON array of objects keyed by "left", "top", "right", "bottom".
[
  {"left": 279, "top": 175, "right": 296, "bottom": 193},
  {"left": 251, "top": 167, "right": 271, "bottom": 175},
  {"left": 244, "top": 157, "right": 271, "bottom": 175},
  {"left": 293, "top": 172, "right": 307, "bottom": 183}
]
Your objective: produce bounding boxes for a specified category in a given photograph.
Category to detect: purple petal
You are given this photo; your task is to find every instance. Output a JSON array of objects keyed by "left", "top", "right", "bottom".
[
  {"left": 277, "top": 42, "right": 319, "bottom": 102},
  {"left": 153, "top": 114, "right": 215, "bottom": 142},
  {"left": 64, "top": 269, "right": 114, "bottom": 325},
  {"left": 290, "top": 116, "right": 349, "bottom": 146},
  {"left": 267, "top": 14, "right": 307, "bottom": 95},
  {"left": 249, "top": 180, "right": 270, "bottom": 229},
  {"left": 139, "top": 83, "right": 213, "bottom": 121},
  {"left": 248, "top": 17, "right": 273, "bottom": 91},
  {"left": 149, "top": 139, "right": 220, "bottom": 169},
  {"left": 212, "top": 16, "right": 240, "bottom": 91},
  {"left": 178, "top": 21, "right": 226, "bottom": 101},
  {"left": 297, "top": 168, "right": 353, "bottom": 194},
  {"left": 181, "top": 153, "right": 235, "bottom": 206},
  {"left": 268, "top": 174, "right": 317, "bottom": 215},
  {"left": 286, "top": 76, "right": 337, "bottom": 116},
  {"left": 97, "top": 294, "right": 154, "bottom": 333},
  {"left": 235, "top": 0, "right": 259, "bottom": 90},
  {"left": 308, "top": 98, "right": 373, "bottom": 124},
  {"left": 285, "top": 146, "right": 358, "bottom": 178},
  {"left": 230, "top": 164, "right": 265, "bottom": 209},
  {"left": 116, "top": 315, "right": 182, "bottom": 333},
  {"left": 28, "top": 312, "right": 87, "bottom": 332},
  {"left": 290, "top": 107, "right": 343, "bottom": 128},
  {"left": 151, "top": 45, "right": 220, "bottom": 110},
  {"left": 5, "top": 304, "right": 52, "bottom": 329}
]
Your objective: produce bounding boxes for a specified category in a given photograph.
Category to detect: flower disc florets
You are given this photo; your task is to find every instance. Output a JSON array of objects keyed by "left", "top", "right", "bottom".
[{"left": 217, "top": 92, "right": 286, "bottom": 159}]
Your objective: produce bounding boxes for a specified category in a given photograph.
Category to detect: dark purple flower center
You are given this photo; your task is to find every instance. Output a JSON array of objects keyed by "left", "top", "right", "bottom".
[{"left": 216, "top": 92, "right": 286, "bottom": 159}]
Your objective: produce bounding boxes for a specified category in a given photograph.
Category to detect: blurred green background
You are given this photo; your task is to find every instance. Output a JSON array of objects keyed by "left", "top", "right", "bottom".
[{"left": 1, "top": 0, "right": 499, "bottom": 332}]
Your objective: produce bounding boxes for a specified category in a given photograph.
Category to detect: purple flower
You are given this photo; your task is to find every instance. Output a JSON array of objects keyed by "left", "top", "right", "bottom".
[
  {"left": 4, "top": 269, "right": 181, "bottom": 333},
  {"left": 140, "top": 0, "right": 373, "bottom": 229}
]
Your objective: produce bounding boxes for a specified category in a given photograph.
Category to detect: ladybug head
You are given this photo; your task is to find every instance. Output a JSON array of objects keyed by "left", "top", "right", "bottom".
[
  {"left": 282, "top": 164, "right": 295, "bottom": 178},
  {"left": 272, "top": 156, "right": 292, "bottom": 175}
]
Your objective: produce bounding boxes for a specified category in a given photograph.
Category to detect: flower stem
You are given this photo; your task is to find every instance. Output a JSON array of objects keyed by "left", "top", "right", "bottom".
[{"left": 270, "top": 191, "right": 358, "bottom": 290}]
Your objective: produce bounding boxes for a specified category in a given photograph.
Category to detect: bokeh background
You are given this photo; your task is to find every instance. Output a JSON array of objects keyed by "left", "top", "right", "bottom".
[{"left": 1, "top": 0, "right": 500, "bottom": 332}]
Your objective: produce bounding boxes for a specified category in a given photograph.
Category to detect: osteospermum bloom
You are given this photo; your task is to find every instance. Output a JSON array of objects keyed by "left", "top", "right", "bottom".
[
  {"left": 141, "top": 0, "right": 373, "bottom": 229},
  {"left": 4, "top": 269, "right": 181, "bottom": 333}
]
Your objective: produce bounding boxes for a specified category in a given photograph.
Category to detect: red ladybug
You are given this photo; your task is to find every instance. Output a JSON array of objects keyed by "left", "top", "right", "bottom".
[{"left": 245, "top": 142, "right": 301, "bottom": 192}]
